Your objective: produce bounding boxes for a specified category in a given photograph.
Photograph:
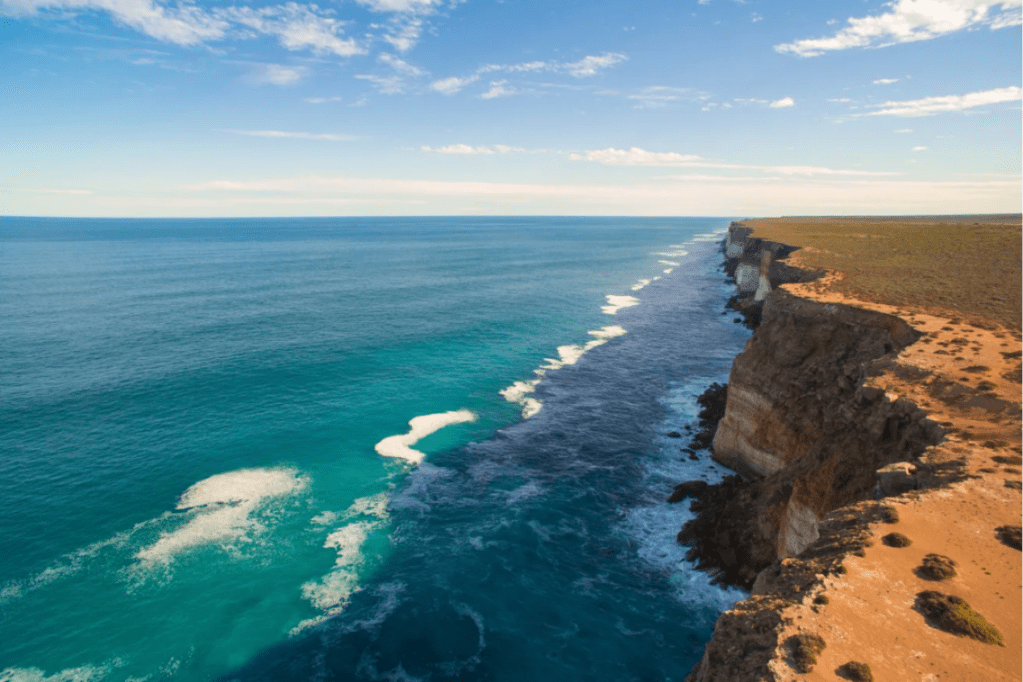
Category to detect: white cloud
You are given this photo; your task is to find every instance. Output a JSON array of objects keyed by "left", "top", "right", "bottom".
[
  {"left": 247, "top": 63, "right": 307, "bottom": 85},
  {"left": 894, "top": 128, "right": 913, "bottom": 132},
  {"left": 827, "top": 97, "right": 852, "bottom": 102},
  {"left": 873, "top": 77, "right": 900, "bottom": 84},
  {"left": 863, "top": 85, "right": 1022, "bottom": 116},
  {"left": 913, "top": 145, "right": 928, "bottom": 151},
  {"left": 165, "top": 174, "right": 1020, "bottom": 219},
  {"left": 430, "top": 75, "right": 479, "bottom": 94},
  {"left": 0, "top": 0, "right": 229, "bottom": 44},
  {"left": 304, "top": 95, "right": 343, "bottom": 103},
  {"left": 381, "top": 16, "right": 422, "bottom": 52},
  {"left": 0, "top": 0, "right": 366, "bottom": 56},
  {"left": 626, "top": 86, "right": 705, "bottom": 109},
  {"left": 355, "top": 73, "right": 406, "bottom": 94},
  {"left": 776, "top": 0, "right": 1023, "bottom": 57},
  {"left": 480, "top": 80, "right": 512, "bottom": 99},
  {"left": 421, "top": 144, "right": 526, "bottom": 154},
  {"left": 572, "top": 146, "right": 902, "bottom": 176},
  {"left": 220, "top": 129, "right": 357, "bottom": 141},
  {"left": 571, "top": 147, "right": 703, "bottom": 166},
  {"left": 563, "top": 52, "right": 627, "bottom": 77},
  {"left": 225, "top": 4, "right": 363, "bottom": 56},
  {"left": 353, "top": 0, "right": 437, "bottom": 11},
  {"left": 769, "top": 96, "right": 795, "bottom": 108},
  {"left": 378, "top": 52, "right": 424, "bottom": 76}
]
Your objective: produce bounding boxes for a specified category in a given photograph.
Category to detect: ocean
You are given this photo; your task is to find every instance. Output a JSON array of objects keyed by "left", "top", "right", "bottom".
[{"left": 0, "top": 217, "right": 750, "bottom": 682}]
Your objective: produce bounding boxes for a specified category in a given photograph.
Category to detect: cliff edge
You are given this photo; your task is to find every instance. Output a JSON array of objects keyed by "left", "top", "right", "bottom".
[{"left": 683, "top": 217, "right": 1022, "bottom": 681}]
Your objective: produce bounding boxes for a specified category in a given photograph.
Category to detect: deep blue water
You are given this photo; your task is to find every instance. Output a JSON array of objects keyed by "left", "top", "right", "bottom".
[{"left": 0, "top": 217, "right": 749, "bottom": 682}]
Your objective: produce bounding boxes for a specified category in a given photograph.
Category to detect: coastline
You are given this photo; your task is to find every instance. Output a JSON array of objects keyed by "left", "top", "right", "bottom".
[{"left": 681, "top": 217, "right": 1022, "bottom": 681}]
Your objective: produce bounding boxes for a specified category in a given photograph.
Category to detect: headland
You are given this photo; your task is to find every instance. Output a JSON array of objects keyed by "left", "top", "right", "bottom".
[{"left": 679, "top": 215, "right": 1022, "bottom": 681}]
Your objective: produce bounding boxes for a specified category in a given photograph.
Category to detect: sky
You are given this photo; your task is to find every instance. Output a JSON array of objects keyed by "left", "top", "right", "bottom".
[{"left": 1, "top": 0, "right": 1021, "bottom": 217}]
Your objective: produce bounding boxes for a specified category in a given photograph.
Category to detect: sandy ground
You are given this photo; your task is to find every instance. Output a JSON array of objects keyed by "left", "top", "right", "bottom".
[{"left": 763, "top": 259, "right": 1022, "bottom": 680}]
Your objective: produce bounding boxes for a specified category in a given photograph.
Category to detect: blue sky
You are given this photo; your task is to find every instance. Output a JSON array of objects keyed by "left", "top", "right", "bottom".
[{"left": 2, "top": 0, "right": 1020, "bottom": 216}]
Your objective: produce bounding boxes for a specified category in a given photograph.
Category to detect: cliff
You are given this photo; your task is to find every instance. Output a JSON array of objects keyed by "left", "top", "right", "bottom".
[
  {"left": 680, "top": 224, "right": 943, "bottom": 588},
  {"left": 681, "top": 220, "right": 1022, "bottom": 681}
]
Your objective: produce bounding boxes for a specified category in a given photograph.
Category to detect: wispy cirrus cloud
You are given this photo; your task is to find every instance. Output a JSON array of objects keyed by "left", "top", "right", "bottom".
[
  {"left": 421, "top": 144, "right": 526, "bottom": 155},
  {"left": 621, "top": 86, "right": 709, "bottom": 109},
  {"left": 244, "top": 63, "right": 308, "bottom": 85},
  {"left": 0, "top": 0, "right": 367, "bottom": 55},
  {"left": 427, "top": 52, "right": 628, "bottom": 98},
  {"left": 430, "top": 75, "right": 479, "bottom": 94},
  {"left": 776, "top": 0, "right": 1023, "bottom": 57},
  {"left": 0, "top": 0, "right": 445, "bottom": 57},
  {"left": 571, "top": 147, "right": 902, "bottom": 177},
  {"left": 219, "top": 129, "right": 358, "bottom": 141},
  {"left": 562, "top": 52, "right": 627, "bottom": 77},
  {"left": 861, "top": 85, "right": 1022, "bottom": 116},
  {"left": 873, "top": 77, "right": 900, "bottom": 85}
]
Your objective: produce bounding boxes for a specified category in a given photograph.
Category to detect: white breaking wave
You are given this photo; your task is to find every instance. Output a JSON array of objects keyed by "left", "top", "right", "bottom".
[
  {"left": 500, "top": 325, "right": 627, "bottom": 419},
  {"left": 0, "top": 662, "right": 116, "bottom": 682},
  {"left": 292, "top": 493, "right": 390, "bottom": 635},
  {"left": 658, "top": 260, "right": 680, "bottom": 267},
  {"left": 135, "top": 468, "right": 308, "bottom": 565},
  {"left": 631, "top": 278, "right": 651, "bottom": 291},
  {"left": 374, "top": 409, "right": 478, "bottom": 465},
  {"left": 663, "top": 268, "right": 674, "bottom": 274},
  {"left": 601, "top": 295, "right": 640, "bottom": 315}
]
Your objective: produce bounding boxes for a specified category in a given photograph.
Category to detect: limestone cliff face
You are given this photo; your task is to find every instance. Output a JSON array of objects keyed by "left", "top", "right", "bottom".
[{"left": 679, "top": 224, "right": 943, "bottom": 588}]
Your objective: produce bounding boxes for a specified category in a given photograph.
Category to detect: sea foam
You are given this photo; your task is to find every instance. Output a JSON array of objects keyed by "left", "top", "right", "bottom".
[
  {"left": 601, "top": 295, "right": 640, "bottom": 315},
  {"left": 134, "top": 468, "right": 307, "bottom": 565},
  {"left": 500, "top": 326, "right": 627, "bottom": 418},
  {"left": 292, "top": 493, "right": 391, "bottom": 635},
  {"left": 374, "top": 409, "right": 478, "bottom": 465},
  {"left": 631, "top": 279, "right": 651, "bottom": 291}
]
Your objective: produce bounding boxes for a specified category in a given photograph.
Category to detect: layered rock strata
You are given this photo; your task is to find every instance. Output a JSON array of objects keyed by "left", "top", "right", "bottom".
[{"left": 679, "top": 225, "right": 943, "bottom": 590}]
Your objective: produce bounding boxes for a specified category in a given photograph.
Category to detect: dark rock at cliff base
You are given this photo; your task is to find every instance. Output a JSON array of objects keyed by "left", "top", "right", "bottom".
[
  {"left": 667, "top": 480, "right": 709, "bottom": 503},
  {"left": 686, "top": 382, "right": 728, "bottom": 451},
  {"left": 677, "top": 475, "right": 767, "bottom": 589}
]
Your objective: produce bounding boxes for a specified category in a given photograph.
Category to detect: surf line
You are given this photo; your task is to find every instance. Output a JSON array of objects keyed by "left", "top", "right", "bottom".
[{"left": 374, "top": 409, "right": 478, "bottom": 465}]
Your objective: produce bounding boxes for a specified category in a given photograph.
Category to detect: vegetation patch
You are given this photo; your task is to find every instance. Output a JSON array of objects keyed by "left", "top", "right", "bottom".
[
  {"left": 880, "top": 506, "right": 899, "bottom": 524},
  {"left": 992, "top": 454, "right": 1023, "bottom": 465},
  {"left": 837, "top": 661, "right": 873, "bottom": 681},
  {"left": 882, "top": 532, "right": 912, "bottom": 547},
  {"left": 740, "top": 217, "right": 1023, "bottom": 330},
  {"left": 995, "top": 525, "right": 1021, "bottom": 550},
  {"left": 788, "top": 633, "right": 826, "bottom": 673},
  {"left": 813, "top": 594, "right": 829, "bottom": 605},
  {"left": 918, "top": 554, "right": 957, "bottom": 580},
  {"left": 915, "top": 591, "right": 1005, "bottom": 646}
]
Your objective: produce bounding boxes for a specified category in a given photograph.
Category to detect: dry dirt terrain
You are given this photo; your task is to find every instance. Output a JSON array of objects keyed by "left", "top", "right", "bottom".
[{"left": 743, "top": 216, "right": 1022, "bottom": 682}]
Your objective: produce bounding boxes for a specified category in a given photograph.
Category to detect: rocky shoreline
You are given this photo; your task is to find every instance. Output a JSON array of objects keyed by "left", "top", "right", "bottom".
[{"left": 677, "top": 220, "right": 1022, "bottom": 681}]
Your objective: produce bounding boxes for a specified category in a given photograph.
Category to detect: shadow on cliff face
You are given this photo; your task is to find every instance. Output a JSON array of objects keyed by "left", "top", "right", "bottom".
[
  {"left": 679, "top": 290, "right": 945, "bottom": 590},
  {"left": 679, "top": 230, "right": 946, "bottom": 592}
]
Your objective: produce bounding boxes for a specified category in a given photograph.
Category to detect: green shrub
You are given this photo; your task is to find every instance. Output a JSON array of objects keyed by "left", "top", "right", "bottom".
[
  {"left": 838, "top": 661, "right": 873, "bottom": 681},
  {"left": 918, "top": 554, "right": 957, "bottom": 580},
  {"left": 789, "top": 633, "right": 826, "bottom": 673},
  {"left": 916, "top": 591, "right": 1004, "bottom": 646},
  {"left": 882, "top": 532, "right": 912, "bottom": 547}
]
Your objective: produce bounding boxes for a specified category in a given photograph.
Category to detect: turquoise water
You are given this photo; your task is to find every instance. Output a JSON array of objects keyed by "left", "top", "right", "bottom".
[{"left": 0, "top": 217, "right": 749, "bottom": 682}]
